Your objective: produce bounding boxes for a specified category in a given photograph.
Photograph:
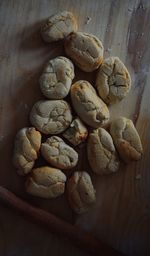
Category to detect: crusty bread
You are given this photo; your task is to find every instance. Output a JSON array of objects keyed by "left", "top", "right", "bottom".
[
  {"left": 30, "top": 100, "right": 72, "bottom": 135},
  {"left": 39, "top": 56, "right": 74, "bottom": 99},
  {"left": 96, "top": 57, "right": 131, "bottom": 104},
  {"left": 71, "top": 80, "right": 109, "bottom": 128},
  {"left": 41, "top": 136, "right": 78, "bottom": 170},
  {"left": 13, "top": 127, "right": 41, "bottom": 175},
  {"left": 63, "top": 117, "right": 88, "bottom": 146},
  {"left": 87, "top": 128, "right": 120, "bottom": 175},
  {"left": 26, "top": 166, "right": 66, "bottom": 198},
  {"left": 41, "top": 11, "right": 78, "bottom": 43},
  {"left": 65, "top": 32, "right": 104, "bottom": 72},
  {"left": 110, "top": 117, "right": 143, "bottom": 162},
  {"left": 67, "top": 171, "right": 96, "bottom": 214}
]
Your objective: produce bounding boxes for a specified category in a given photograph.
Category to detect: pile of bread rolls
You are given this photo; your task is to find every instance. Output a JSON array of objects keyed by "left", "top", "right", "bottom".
[{"left": 13, "top": 11, "right": 143, "bottom": 214}]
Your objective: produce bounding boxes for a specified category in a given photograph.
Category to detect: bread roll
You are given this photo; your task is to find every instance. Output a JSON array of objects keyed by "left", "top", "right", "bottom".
[
  {"left": 110, "top": 117, "right": 143, "bottom": 162},
  {"left": 13, "top": 127, "right": 41, "bottom": 175},
  {"left": 96, "top": 57, "right": 131, "bottom": 104},
  {"left": 41, "top": 136, "right": 78, "bottom": 170},
  {"left": 41, "top": 11, "right": 77, "bottom": 42},
  {"left": 30, "top": 100, "right": 72, "bottom": 135},
  {"left": 26, "top": 166, "right": 66, "bottom": 198},
  {"left": 71, "top": 80, "right": 109, "bottom": 128},
  {"left": 67, "top": 171, "right": 96, "bottom": 214},
  {"left": 65, "top": 32, "right": 104, "bottom": 72}
]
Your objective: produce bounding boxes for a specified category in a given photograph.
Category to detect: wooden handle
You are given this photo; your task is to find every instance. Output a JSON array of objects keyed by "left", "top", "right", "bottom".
[{"left": 0, "top": 186, "right": 124, "bottom": 256}]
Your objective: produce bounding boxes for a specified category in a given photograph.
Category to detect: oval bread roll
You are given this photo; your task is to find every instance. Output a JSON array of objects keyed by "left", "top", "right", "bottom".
[
  {"left": 41, "top": 136, "right": 78, "bottom": 170},
  {"left": 13, "top": 127, "right": 41, "bottom": 176},
  {"left": 65, "top": 32, "right": 104, "bottom": 72},
  {"left": 67, "top": 171, "right": 96, "bottom": 214},
  {"left": 96, "top": 57, "right": 131, "bottom": 104},
  {"left": 41, "top": 11, "right": 78, "bottom": 43},
  {"left": 110, "top": 117, "right": 143, "bottom": 162},
  {"left": 71, "top": 80, "right": 109, "bottom": 128},
  {"left": 87, "top": 128, "right": 120, "bottom": 175},
  {"left": 29, "top": 100, "right": 72, "bottom": 135},
  {"left": 26, "top": 166, "right": 66, "bottom": 198},
  {"left": 39, "top": 56, "right": 75, "bottom": 99}
]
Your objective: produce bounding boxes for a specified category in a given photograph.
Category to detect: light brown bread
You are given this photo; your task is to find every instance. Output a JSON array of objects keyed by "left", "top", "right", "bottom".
[
  {"left": 71, "top": 80, "right": 109, "bottom": 128},
  {"left": 29, "top": 100, "right": 72, "bottom": 135},
  {"left": 39, "top": 56, "right": 75, "bottom": 99},
  {"left": 65, "top": 32, "right": 104, "bottom": 72},
  {"left": 41, "top": 11, "right": 78, "bottom": 43},
  {"left": 67, "top": 171, "right": 96, "bottom": 214},
  {"left": 87, "top": 128, "right": 120, "bottom": 175},
  {"left": 26, "top": 166, "right": 66, "bottom": 198},
  {"left": 63, "top": 117, "right": 88, "bottom": 146},
  {"left": 110, "top": 117, "right": 143, "bottom": 162},
  {"left": 96, "top": 57, "right": 131, "bottom": 104},
  {"left": 41, "top": 136, "right": 78, "bottom": 170},
  {"left": 13, "top": 127, "right": 41, "bottom": 175}
]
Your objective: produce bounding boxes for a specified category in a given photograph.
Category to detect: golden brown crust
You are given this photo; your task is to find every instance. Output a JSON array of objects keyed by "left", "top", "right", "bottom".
[
  {"left": 41, "top": 11, "right": 78, "bottom": 43},
  {"left": 25, "top": 166, "right": 66, "bottom": 198},
  {"left": 87, "top": 128, "right": 120, "bottom": 175},
  {"left": 71, "top": 80, "right": 109, "bottom": 128},
  {"left": 67, "top": 171, "right": 96, "bottom": 214},
  {"left": 96, "top": 57, "right": 131, "bottom": 104},
  {"left": 110, "top": 117, "right": 143, "bottom": 162},
  {"left": 13, "top": 127, "right": 41, "bottom": 175},
  {"left": 65, "top": 32, "right": 104, "bottom": 72}
]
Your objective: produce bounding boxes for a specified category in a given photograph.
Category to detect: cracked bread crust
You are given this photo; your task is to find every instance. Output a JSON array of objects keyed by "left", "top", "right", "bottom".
[
  {"left": 87, "top": 128, "right": 120, "bottom": 175},
  {"left": 67, "top": 171, "right": 96, "bottom": 214},
  {"left": 110, "top": 117, "right": 143, "bottom": 162},
  {"left": 39, "top": 56, "right": 75, "bottom": 99},
  {"left": 63, "top": 117, "right": 88, "bottom": 146},
  {"left": 29, "top": 100, "right": 72, "bottom": 135},
  {"left": 25, "top": 166, "right": 66, "bottom": 198},
  {"left": 41, "top": 11, "right": 78, "bottom": 43},
  {"left": 13, "top": 127, "right": 41, "bottom": 175},
  {"left": 96, "top": 57, "right": 131, "bottom": 104},
  {"left": 41, "top": 136, "right": 78, "bottom": 170},
  {"left": 71, "top": 80, "right": 109, "bottom": 128},
  {"left": 65, "top": 32, "right": 104, "bottom": 72}
]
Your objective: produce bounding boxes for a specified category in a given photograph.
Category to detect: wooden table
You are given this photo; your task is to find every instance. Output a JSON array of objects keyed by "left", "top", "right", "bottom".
[{"left": 0, "top": 0, "right": 150, "bottom": 255}]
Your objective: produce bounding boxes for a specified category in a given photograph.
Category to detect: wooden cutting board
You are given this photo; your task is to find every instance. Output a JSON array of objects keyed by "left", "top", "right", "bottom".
[{"left": 0, "top": 0, "right": 150, "bottom": 255}]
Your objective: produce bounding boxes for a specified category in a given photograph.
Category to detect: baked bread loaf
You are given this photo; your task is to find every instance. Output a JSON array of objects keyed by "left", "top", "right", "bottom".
[
  {"left": 26, "top": 166, "right": 66, "bottom": 198},
  {"left": 41, "top": 11, "right": 78, "bottom": 43},
  {"left": 13, "top": 128, "right": 41, "bottom": 175},
  {"left": 39, "top": 56, "right": 74, "bottom": 99},
  {"left": 71, "top": 80, "right": 109, "bottom": 128},
  {"left": 63, "top": 117, "right": 88, "bottom": 146},
  {"left": 30, "top": 100, "right": 72, "bottom": 134},
  {"left": 67, "top": 171, "right": 96, "bottom": 214},
  {"left": 96, "top": 57, "right": 131, "bottom": 104},
  {"left": 87, "top": 128, "right": 120, "bottom": 175},
  {"left": 65, "top": 32, "right": 104, "bottom": 72},
  {"left": 110, "top": 117, "right": 143, "bottom": 162},
  {"left": 41, "top": 136, "right": 78, "bottom": 169}
]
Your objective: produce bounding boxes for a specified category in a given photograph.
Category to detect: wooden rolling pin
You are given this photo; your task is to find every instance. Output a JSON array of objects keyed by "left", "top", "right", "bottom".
[{"left": 0, "top": 186, "right": 124, "bottom": 256}]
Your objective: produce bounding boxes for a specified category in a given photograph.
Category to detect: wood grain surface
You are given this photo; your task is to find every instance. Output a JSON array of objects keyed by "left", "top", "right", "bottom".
[{"left": 0, "top": 0, "right": 150, "bottom": 255}]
